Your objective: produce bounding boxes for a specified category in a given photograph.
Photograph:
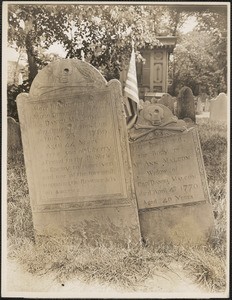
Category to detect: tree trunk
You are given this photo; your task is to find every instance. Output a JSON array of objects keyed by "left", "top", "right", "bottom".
[{"left": 25, "top": 31, "right": 38, "bottom": 84}]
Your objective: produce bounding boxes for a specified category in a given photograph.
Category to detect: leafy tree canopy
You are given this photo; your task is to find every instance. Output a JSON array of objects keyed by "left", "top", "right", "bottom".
[
  {"left": 8, "top": 4, "right": 192, "bottom": 81},
  {"left": 169, "top": 6, "right": 227, "bottom": 96},
  {"left": 8, "top": 4, "right": 228, "bottom": 96}
]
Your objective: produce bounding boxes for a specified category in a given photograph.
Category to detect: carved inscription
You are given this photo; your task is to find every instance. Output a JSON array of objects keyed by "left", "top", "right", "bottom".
[
  {"left": 130, "top": 130, "right": 206, "bottom": 209},
  {"left": 26, "top": 91, "right": 126, "bottom": 204}
]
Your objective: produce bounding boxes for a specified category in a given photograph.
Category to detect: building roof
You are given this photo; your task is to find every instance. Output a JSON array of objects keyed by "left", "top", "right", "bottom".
[
  {"left": 141, "top": 36, "right": 177, "bottom": 53},
  {"left": 155, "top": 36, "right": 177, "bottom": 52}
]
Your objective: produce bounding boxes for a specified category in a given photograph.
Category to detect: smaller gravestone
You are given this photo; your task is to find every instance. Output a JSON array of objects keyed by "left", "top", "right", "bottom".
[
  {"left": 196, "top": 97, "right": 203, "bottom": 115},
  {"left": 7, "top": 117, "right": 22, "bottom": 156},
  {"left": 176, "top": 86, "right": 196, "bottom": 123},
  {"left": 204, "top": 98, "right": 210, "bottom": 112},
  {"left": 129, "top": 103, "right": 214, "bottom": 244},
  {"left": 157, "top": 93, "right": 175, "bottom": 114},
  {"left": 151, "top": 97, "right": 159, "bottom": 104},
  {"left": 210, "top": 93, "right": 227, "bottom": 123}
]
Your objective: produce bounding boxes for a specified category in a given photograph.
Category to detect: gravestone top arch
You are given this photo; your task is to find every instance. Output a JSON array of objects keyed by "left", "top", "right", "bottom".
[{"left": 29, "top": 59, "right": 107, "bottom": 98}]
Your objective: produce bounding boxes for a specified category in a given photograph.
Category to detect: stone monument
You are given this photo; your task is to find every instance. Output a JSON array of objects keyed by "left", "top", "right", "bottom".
[
  {"left": 196, "top": 97, "right": 203, "bottom": 115},
  {"left": 7, "top": 117, "right": 22, "bottom": 157},
  {"left": 129, "top": 103, "right": 214, "bottom": 244},
  {"left": 16, "top": 59, "right": 141, "bottom": 242},
  {"left": 210, "top": 93, "right": 227, "bottom": 123},
  {"left": 157, "top": 93, "right": 175, "bottom": 114},
  {"left": 176, "top": 86, "right": 196, "bottom": 122},
  {"left": 204, "top": 98, "right": 210, "bottom": 112}
]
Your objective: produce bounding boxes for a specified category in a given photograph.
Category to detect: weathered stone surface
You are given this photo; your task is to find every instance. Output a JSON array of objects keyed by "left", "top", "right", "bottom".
[
  {"left": 204, "top": 98, "right": 210, "bottom": 112},
  {"left": 139, "top": 203, "right": 214, "bottom": 244},
  {"left": 196, "top": 98, "right": 203, "bottom": 115},
  {"left": 150, "top": 97, "right": 159, "bottom": 104},
  {"left": 210, "top": 93, "right": 227, "bottom": 123},
  {"left": 176, "top": 86, "right": 196, "bottom": 122},
  {"left": 129, "top": 103, "right": 187, "bottom": 142},
  {"left": 16, "top": 59, "right": 141, "bottom": 241},
  {"left": 7, "top": 117, "right": 22, "bottom": 155},
  {"left": 129, "top": 103, "right": 214, "bottom": 244},
  {"left": 157, "top": 93, "right": 175, "bottom": 113}
]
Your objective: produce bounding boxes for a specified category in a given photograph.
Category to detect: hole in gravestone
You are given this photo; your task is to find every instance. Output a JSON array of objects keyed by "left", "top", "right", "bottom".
[
  {"left": 64, "top": 68, "right": 69, "bottom": 74},
  {"left": 61, "top": 283, "right": 65, "bottom": 286}
]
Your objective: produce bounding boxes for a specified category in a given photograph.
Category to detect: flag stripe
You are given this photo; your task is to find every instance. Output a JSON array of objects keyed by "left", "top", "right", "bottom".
[
  {"left": 125, "top": 83, "right": 138, "bottom": 95},
  {"left": 124, "top": 88, "right": 139, "bottom": 104},
  {"left": 126, "top": 79, "right": 138, "bottom": 89},
  {"left": 124, "top": 45, "right": 139, "bottom": 126},
  {"left": 126, "top": 77, "right": 138, "bottom": 86}
]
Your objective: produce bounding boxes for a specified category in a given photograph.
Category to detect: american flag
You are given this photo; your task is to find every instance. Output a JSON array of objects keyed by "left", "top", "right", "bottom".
[{"left": 124, "top": 43, "right": 139, "bottom": 129}]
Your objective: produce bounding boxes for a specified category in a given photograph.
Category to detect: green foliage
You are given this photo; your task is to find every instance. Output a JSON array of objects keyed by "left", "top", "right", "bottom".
[
  {"left": 8, "top": 4, "right": 228, "bottom": 96},
  {"left": 8, "top": 4, "right": 169, "bottom": 81},
  {"left": 169, "top": 8, "right": 227, "bottom": 96},
  {"left": 7, "top": 80, "right": 30, "bottom": 121}
]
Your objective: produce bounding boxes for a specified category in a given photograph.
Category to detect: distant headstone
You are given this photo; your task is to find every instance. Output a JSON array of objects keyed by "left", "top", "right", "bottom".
[
  {"left": 151, "top": 97, "right": 159, "bottom": 104},
  {"left": 157, "top": 93, "right": 175, "bottom": 113},
  {"left": 200, "top": 92, "right": 209, "bottom": 102},
  {"left": 176, "top": 86, "right": 196, "bottom": 122},
  {"left": 7, "top": 117, "right": 22, "bottom": 156},
  {"left": 16, "top": 59, "right": 141, "bottom": 242},
  {"left": 210, "top": 93, "right": 227, "bottom": 123},
  {"left": 204, "top": 98, "right": 210, "bottom": 112},
  {"left": 129, "top": 103, "right": 214, "bottom": 244},
  {"left": 196, "top": 97, "right": 203, "bottom": 115},
  {"left": 183, "top": 117, "right": 195, "bottom": 128}
]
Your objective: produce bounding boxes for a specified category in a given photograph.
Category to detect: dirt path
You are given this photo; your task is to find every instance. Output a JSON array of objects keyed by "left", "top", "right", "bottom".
[{"left": 3, "top": 259, "right": 223, "bottom": 298}]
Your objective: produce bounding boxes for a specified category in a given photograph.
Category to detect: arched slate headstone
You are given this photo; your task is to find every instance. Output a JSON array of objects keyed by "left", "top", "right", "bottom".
[
  {"left": 177, "top": 86, "right": 196, "bottom": 122},
  {"left": 16, "top": 59, "right": 141, "bottom": 242}
]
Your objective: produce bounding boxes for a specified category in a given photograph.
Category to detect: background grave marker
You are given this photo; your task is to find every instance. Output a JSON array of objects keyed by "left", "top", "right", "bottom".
[
  {"left": 7, "top": 117, "right": 22, "bottom": 157},
  {"left": 176, "top": 86, "right": 196, "bottom": 123},
  {"left": 210, "top": 93, "right": 227, "bottom": 123}
]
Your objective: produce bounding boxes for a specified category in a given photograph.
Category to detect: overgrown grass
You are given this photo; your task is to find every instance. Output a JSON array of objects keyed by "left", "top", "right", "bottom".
[
  {"left": 7, "top": 119, "right": 228, "bottom": 292},
  {"left": 197, "top": 119, "right": 227, "bottom": 258}
]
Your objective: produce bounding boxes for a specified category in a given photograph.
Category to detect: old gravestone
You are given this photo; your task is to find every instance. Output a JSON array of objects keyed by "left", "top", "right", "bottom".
[
  {"left": 129, "top": 103, "right": 214, "bottom": 244},
  {"left": 16, "top": 59, "right": 141, "bottom": 241},
  {"left": 196, "top": 97, "right": 203, "bottom": 115},
  {"left": 157, "top": 93, "right": 175, "bottom": 114},
  {"left": 176, "top": 86, "right": 196, "bottom": 123},
  {"left": 204, "top": 98, "right": 210, "bottom": 112},
  {"left": 209, "top": 93, "right": 227, "bottom": 123},
  {"left": 7, "top": 117, "right": 22, "bottom": 156}
]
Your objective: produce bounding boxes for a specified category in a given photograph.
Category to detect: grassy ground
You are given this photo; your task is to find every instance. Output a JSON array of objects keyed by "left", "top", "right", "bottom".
[{"left": 7, "top": 119, "right": 227, "bottom": 292}]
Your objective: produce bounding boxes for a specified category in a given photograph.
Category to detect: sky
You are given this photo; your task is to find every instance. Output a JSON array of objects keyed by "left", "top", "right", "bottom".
[
  {"left": 180, "top": 16, "right": 197, "bottom": 33},
  {"left": 7, "top": 16, "right": 197, "bottom": 63}
]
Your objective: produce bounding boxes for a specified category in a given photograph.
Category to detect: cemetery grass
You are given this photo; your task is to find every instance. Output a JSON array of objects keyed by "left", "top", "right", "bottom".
[{"left": 7, "top": 120, "right": 227, "bottom": 292}]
